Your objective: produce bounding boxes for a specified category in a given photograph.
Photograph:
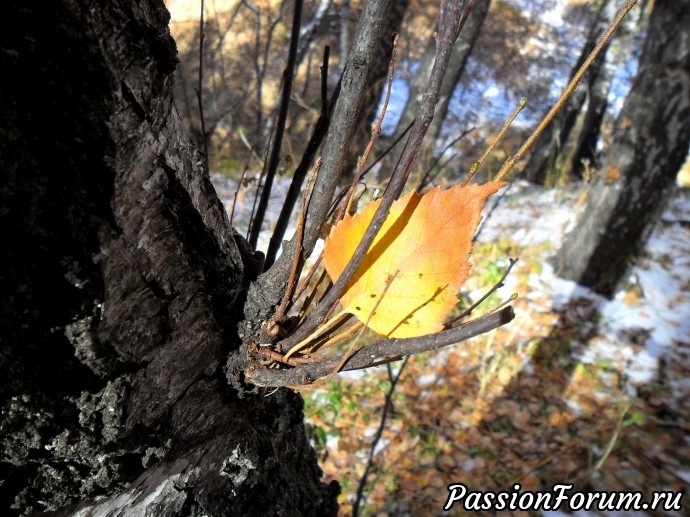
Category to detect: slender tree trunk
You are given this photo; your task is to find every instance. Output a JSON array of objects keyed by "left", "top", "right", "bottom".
[
  {"left": 0, "top": 1, "right": 338, "bottom": 515},
  {"left": 552, "top": 0, "right": 690, "bottom": 297},
  {"left": 569, "top": 58, "right": 614, "bottom": 178},
  {"left": 524, "top": 0, "right": 617, "bottom": 185},
  {"left": 381, "top": 0, "right": 491, "bottom": 180}
]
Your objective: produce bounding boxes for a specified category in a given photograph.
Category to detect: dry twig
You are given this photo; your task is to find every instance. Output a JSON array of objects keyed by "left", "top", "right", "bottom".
[
  {"left": 494, "top": 0, "right": 638, "bottom": 182},
  {"left": 273, "top": 158, "right": 321, "bottom": 322},
  {"left": 278, "top": 0, "right": 476, "bottom": 354},
  {"left": 249, "top": 0, "right": 304, "bottom": 248},
  {"left": 247, "top": 306, "right": 515, "bottom": 387},
  {"left": 265, "top": 45, "right": 334, "bottom": 269}
]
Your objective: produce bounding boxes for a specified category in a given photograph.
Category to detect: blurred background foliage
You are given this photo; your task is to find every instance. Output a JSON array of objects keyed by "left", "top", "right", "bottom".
[{"left": 165, "top": 0, "right": 650, "bottom": 187}]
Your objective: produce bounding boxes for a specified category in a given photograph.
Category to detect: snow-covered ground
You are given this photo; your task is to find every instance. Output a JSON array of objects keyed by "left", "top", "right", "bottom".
[{"left": 474, "top": 180, "right": 690, "bottom": 407}]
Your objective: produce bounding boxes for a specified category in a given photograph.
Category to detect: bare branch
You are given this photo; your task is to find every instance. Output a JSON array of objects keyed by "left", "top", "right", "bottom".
[
  {"left": 296, "top": 0, "right": 332, "bottom": 65},
  {"left": 444, "top": 257, "right": 518, "bottom": 327},
  {"left": 326, "top": 120, "right": 415, "bottom": 220},
  {"left": 230, "top": 142, "right": 256, "bottom": 227},
  {"left": 418, "top": 126, "right": 475, "bottom": 191},
  {"left": 495, "top": 0, "right": 638, "bottom": 182},
  {"left": 352, "top": 356, "right": 409, "bottom": 517},
  {"left": 278, "top": 0, "right": 474, "bottom": 353},
  {"left": 273, "top": 158, "right": 321, "bottom": 321},
  {"left": 265, "top": 45, "right": 333, "bottom": 269},
  {"left": 247, "top": 306, "right": 515, "bottom": 387},
  {"left": 462, "top": 98, "right": 526, "bottom": 186},
  {"left": 244, "top": 0, "right": 394, "bottom": 328},
  {"left": 249, "top": 0, "right": 304, "bottom": 248},
  {"left": 336, "top": 33, "right": 399, "bottom": 224}
]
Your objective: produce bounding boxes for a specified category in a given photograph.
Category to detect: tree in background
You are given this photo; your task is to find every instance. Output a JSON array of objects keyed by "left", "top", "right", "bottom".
[
  {"left": 523, "top": 0, "right": 619, "bottom": 185},
  {"left": 567, "top": 43, "right": 615, "bottom": 179},
  {"left": 553, "top": 0, "right": 690, "bottom": 297}
]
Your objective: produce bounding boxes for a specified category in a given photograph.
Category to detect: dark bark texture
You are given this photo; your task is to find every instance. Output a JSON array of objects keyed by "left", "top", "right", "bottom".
[
  {"left": 553, "top": 0, "right": 690, "bottom": 297},
  {"left": 0, "top": 1, "right": 337, "bottom": 515}
]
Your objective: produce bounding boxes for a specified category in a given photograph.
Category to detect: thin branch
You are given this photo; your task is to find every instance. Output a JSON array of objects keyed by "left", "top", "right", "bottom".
[
  {"left": 229, "top": 142, "right": 256, "bottom": 226},
  {"left": 292, "top": 254, "right": 324, "bottom": 310},
  {"left": 283, "top": 308, "right": 351, "bottom": 362},
  {"left": 360, "top": 120, "right": 415, "bottom": 182},
  {"left": 419, "top": 151, "right": 458, "bottom": 191},
  {"left": 473, "top": 181, "right": 513, "bottom": 242},
  {"left": 325, "top": 120, "right": 415, "bottom": 220},
  {"left": 324, "top": 270, "right": 399, "bottom": 382},
  {"left": 306, "top": 318, "right": 361, "bottom": 357},
  {"left": 444, "top": 258, "right": 518, "bottom": 327},
  {"left": 248, "top": 305, "right": 515, "bottom": 387},
  {"left": 247, "top": 0, "right": 392, "bottom": 330},
  {"left": 195, "top": 0, "right": 209, "bottom": 160},
  {"left": 245, "top": 127, "right": 273, "bottom": 241},
  {"left": 265, "top": 45, "right": 333, "bottom": 269},
  {"left": 254, "top": 346, "right": 320, "bottom": 366},
  {"left": 462, "top": 97, "right": 526, "bottom": 187},
  {"left": 249, "top": 0, "right": 304, "bottom": 248},
  {"left": 293, "top": 266, "right": 329, "bottom": 331},
  {"left": 494, "top": 0, "right": 638, "bottom": 183},
  {"left": 278, "top": 0, "right": 474, "bottom": 353},
  {"left": 352, "top": 356, "right": 409, "bottom": 517},
  {"left": 417, "top": 127, "right": 475, "bottom": 192},
  {"left": 296, "top": 0, "right": 332, "bottom": 65},
  {"left": 274, "top": 157, "right": 321, "bottom": 321},
  {"left": 336, "top": 33, "right": 399, "bottom": 224}
]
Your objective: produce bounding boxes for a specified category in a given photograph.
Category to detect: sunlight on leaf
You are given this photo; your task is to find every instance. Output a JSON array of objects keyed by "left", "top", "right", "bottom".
[{"left": 323, "top": 182, "right": 507, "bottom": 338}]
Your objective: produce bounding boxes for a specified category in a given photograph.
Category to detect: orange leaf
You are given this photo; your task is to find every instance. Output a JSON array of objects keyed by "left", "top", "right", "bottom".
[{"left": 323, "top": 181, "right": 507, "bottom": 338}]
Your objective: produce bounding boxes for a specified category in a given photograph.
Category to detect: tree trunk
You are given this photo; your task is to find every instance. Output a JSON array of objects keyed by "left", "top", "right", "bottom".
[
  {"left": 523, "top": 0, "right": 617, "bottom": 185},
  {"left": 0, "top": 1, "right": 337, "bottom": 515},
  {"left": 552, "top": 0, "right": 690, "bottom": 297},
  {"left": 381, "top": 0, "right": 491, "bottom": 181},
  {"left": 568, "top": 57, "right": 614, "bottom": 178}
]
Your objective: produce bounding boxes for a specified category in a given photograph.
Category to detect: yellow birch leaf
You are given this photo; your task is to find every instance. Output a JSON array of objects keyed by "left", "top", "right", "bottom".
[{"left": 323, "top": 181, "right": 507, "bottom": 338}]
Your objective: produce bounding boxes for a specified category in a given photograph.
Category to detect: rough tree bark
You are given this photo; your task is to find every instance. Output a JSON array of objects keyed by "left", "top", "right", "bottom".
[
  {"left": 0, "top": 1, "right": 338, "bottom": 515},
  {"left": 552, "top": 0, "right": 690, "bottom": 297},
  {"left": 523, "top": 0, "right": 618, "bottom": 185}
]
